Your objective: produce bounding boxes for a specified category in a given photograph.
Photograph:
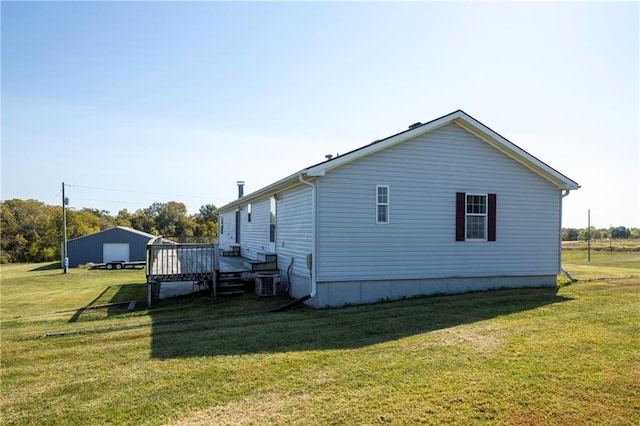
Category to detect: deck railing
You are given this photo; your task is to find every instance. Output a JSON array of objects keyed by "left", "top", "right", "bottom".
[{"left": 146, "top": 237, "right": 215, "bottom": 283}]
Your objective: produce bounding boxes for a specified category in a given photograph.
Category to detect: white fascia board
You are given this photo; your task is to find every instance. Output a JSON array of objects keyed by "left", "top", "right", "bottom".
[
  {"left": 215, "top": 170, "right": 312, "bottom": 213},
  {"left": 454, "top": 117, "right": 580, "bottom": 191},
  {"left": 308, "top": 109, "right": 578, "bottom": 191}
]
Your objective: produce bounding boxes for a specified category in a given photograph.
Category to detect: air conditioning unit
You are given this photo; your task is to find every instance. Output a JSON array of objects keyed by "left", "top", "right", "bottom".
[{"left": 255, "top": 271, "right": 280, "bottom": 297}]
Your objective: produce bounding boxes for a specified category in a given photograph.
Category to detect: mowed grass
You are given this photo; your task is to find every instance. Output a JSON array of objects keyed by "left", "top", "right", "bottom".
[{"left": 1, "top": 249, "right": 639, "bottom": 425}]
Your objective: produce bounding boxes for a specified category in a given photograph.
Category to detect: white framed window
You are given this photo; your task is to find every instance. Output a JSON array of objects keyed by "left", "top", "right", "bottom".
[
  {"left": 466, "top": 194, "right": 487, "bottom": 240},
  {"left": 247, "top": 203, "right": 252, "bottom": 222},
  {"left": 376, "top": 185, "right": 389, "bottom": 224},
  {"left": 220, "top": 215, "right": 224, "bottom": 235}
]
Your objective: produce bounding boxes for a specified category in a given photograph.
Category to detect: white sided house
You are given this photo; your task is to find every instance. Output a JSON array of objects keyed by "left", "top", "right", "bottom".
[{"left": 216, "top": 110, "right": 580, "bottom": 308}]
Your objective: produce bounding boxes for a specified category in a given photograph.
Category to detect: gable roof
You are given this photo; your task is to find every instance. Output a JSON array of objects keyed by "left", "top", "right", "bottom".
[
  {"left": 67, "top": 226, "right": 157, "bottom": 243},
  {"left": 217, "top": 110, "right": 580, "bottom": 212}
]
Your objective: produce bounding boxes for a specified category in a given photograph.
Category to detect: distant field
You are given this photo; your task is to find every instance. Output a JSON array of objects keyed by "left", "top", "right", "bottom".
[
  {"left": 1, "top": 251, "right": 638, "bottom": 425},
  {"left": 562, "top": 238, "right": 640, "bottom": 251}
]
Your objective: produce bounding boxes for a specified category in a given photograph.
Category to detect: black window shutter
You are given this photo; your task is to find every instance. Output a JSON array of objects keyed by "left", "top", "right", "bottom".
[
  {"left": 456, "top": 192, "right": 465, "bottom": 241},
  {"left": 488, "top": 193, "right": 497, "bottom": 241}
]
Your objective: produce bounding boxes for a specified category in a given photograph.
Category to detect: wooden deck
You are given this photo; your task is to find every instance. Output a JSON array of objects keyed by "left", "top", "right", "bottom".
[
  {"left": 218, "top": 255, "right": 250, "bottom": 273},
  {"left": 146, "top": 242, "right": 215, "bottom": 283},
  {"left": 145, "top": 238, "right": 275, "bottom": 305}
]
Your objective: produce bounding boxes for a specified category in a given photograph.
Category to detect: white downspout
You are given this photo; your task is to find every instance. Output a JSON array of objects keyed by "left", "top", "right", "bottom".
[
  {"left": 559, "top": 189, "right": 571, "bottom": 275},
  {"left": 299, "top": 174, "right": 317, "bottom": 298}
]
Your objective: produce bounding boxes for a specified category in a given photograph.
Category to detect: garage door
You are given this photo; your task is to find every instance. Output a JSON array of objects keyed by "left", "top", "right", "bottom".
[{"left": 103, "top": 243, "right": 130, "bottom": 263}]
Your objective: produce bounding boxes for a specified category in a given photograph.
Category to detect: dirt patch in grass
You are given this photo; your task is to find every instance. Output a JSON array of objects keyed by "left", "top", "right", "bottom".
[{"left": 170, "top": 391, "right": 295, "bottom": 426}]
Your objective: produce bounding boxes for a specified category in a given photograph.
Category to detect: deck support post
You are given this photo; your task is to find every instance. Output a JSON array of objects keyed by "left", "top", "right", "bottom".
[{"left": 147, "top": 282, "right": 160, "bottom": 308}]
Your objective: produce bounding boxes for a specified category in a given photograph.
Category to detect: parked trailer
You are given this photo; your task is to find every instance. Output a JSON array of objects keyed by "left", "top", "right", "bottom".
[{"left": 88, "top": 261, "right": 146, "bottom": 270}]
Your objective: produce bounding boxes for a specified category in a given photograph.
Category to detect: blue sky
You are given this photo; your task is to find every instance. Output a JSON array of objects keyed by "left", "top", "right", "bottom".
[{"left": 2, "top": 1, "right": 638, "bottom": 228}]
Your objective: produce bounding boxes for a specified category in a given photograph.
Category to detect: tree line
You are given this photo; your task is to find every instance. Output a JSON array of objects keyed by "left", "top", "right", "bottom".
[
  {"left": 562, "top": 226, "right": 639, "bottom": 241},
  {"left": 1, "top": 199, "right": 218, "bottom": 264}
]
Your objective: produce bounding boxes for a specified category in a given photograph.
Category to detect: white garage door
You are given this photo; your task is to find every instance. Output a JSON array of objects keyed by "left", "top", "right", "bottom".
[{"left": 103, "top": 243, "right": 130, "bottom": 263}]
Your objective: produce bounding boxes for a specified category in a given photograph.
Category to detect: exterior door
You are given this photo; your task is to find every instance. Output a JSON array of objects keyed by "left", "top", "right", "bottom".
[
  {"left": 269, "top": 197, "right": 276, "bottom": 252},
  {"left": 235, "top": 210, "right": 241, "bottom": 244}
]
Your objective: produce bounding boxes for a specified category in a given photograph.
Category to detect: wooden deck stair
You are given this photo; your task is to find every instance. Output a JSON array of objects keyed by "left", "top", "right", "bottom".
[
  {"left": 220, "top": 245, "right": 241, "bottom": 257},
  {"left": 214, "top": 252, "right": 278, "bottom": 297},
  {"left": 244, "top": 253, "right": 277, "bottom": 273},
  {"left": 216, "top": 271, "right": 245, "bottom": 296}
]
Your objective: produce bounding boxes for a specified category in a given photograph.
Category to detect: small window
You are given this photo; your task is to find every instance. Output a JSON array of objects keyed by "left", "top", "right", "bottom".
[
  {"left": 247, "top": 203, "right": 252, "bottom": 222},
  {"left": 220, "top": 216, "right": 224, "bottom": 235},
  {"left": 376, "top": 185, "right": 389, "bottom": 224},
  {"left": 466, "top": 194, "right": 487, "bottom": 240}
]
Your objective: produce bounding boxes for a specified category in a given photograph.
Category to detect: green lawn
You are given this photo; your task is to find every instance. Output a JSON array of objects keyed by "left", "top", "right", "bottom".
[{"left": 1, "top": 252, "right": 638, "bottom": 425}]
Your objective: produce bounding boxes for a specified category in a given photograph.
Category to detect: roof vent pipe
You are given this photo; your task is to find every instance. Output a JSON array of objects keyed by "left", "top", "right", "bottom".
[
  {"left": 325, "top": 154, "right": 333, "bottom": 161},
  {"left": 237, "top": 181, "right": 245, "bottom": 198}
]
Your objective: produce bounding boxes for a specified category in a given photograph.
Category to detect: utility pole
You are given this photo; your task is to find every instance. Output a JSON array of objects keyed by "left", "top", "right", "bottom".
[
  {"left": 62, "top": 182, "right": 69, "bottom": 273},
  {"left": 587, "top": 208, "right": 591, "bottom": 262}
]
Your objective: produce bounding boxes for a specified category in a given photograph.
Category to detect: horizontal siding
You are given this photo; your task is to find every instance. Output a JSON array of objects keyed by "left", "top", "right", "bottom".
[
  {"left": 275, "top": 185, "right": 313, "bottom": 279},
  {"left": 219, "top": 185, "right": 313, "bottom": 282},
  {"left": 218, "top": 211, "right": 236, "bottom": 251},
  {"left": 237, "top": 199, "right": 271, "bottom": 260},
  {"left": 317, "top": 123, "right": 561, "bottom": 281}
]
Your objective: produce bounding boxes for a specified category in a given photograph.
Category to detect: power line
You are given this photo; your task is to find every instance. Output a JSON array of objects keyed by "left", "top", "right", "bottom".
[
  {"left": 47, "top": 189, "right": 62, "bottom": 205},
  {"left": 67, "top": 183, "right": 216, "bottom": 200}
]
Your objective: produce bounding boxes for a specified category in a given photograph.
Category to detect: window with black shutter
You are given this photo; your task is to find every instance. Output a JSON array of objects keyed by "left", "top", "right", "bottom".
[{"left": 456, "top": 192, "right": 497, "bottom": 241}]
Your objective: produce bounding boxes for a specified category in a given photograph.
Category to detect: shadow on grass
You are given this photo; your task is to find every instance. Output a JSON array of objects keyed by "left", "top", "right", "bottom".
[
  {"left": 149, "top": 287, "right": 571, "bottom": 359},
  {"left": 29, "top": 262, "right": 61, "bottom": 272},
  {"left": 68, "top": 284, "right": 147, "bottom": 322}
]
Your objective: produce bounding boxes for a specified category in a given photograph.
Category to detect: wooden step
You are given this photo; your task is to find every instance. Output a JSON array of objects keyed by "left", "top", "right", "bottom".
[
  {"left": 217, "top": 282, "right": 244, "bottom": 296},
  {"left": 244, "top": 260, "right": 277, "bottom": 272},
  {"left": 216, "top": 271, "right": 245, "bottom": 296},
  {"left": 219, "top": 245, "right": 241, "bottom": 257},
  {"left": 218, "top": 271, "right": 243, "bottom": 279},
  {"left": 257, "top": 252, "right": 277, "bottom": 263},
  {"left": 217, "top": 290, "right": 245, "bottom": 296}
]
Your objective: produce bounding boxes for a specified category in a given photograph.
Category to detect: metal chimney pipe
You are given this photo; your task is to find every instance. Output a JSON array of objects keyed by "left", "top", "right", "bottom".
[{"left": 237, "top": 181, "right": 245, "bottom": 198}]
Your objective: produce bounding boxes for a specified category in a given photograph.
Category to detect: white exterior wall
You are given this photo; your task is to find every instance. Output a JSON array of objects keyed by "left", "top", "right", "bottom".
[
  {"left": 236, "top": 198, "right": 271, "bottom": 260},
  {"left": 274, "top": 185, "right": 313, "bottom": 297},
  {"left": 218, "top": 210, "right": 237, "bottom": 251},
  {"left": 217, "top": 185, "right": 314, "bottom": 298},
  {"left": 219, "top": 199, "right": 272, "bottom": 260},
  {"left": 316, "top": 123, "right": 561, "bottom": 283}
]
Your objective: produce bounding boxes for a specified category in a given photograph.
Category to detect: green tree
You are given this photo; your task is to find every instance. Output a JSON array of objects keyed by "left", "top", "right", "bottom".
[
  {"left": 610, "top": 226, "right": 630, "bottom": 239},
  {"left": 144, "top": 201, "right": 193, "bottom": 237},
  {"left": 65, "top": 209, "right": 100, "bottom": 239},
  {"left": 196, "top": 204, "right": 218, "bottom": 223},
  {"left": 130, "top": 209, "right": 156, "bottom": 234},
  {"left": 562, "top": 228, "right": 579, "bottom": 241},
  {"left": 193, "top": 204, "right": 218, "bottom": 241},
  {"left": 0, "top": 202, "right": 18, "bottom": 263},
  {"left": 1, "top": 199, "right": 61, "bottom": 262},
  {"left": 115, "top": 209, "right": 133, "bottom": 227}
]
